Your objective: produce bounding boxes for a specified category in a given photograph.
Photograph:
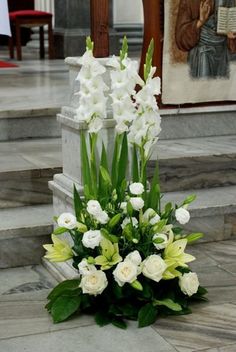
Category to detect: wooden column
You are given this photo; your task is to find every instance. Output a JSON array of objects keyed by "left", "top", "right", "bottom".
[
  {"left": 139, "top": 0, "right": 163, "bottom": 80},
  {"left": 90, "top": 0, "right": 109, "bottom": 57}
]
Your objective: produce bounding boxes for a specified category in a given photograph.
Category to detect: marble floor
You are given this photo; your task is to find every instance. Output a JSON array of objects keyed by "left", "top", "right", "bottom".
[
  {"left": 0, "top": 48, "right": 70, "bottom": 111},
  {"left": 0, "top": 239, "right": 236, "bottom": 352}
]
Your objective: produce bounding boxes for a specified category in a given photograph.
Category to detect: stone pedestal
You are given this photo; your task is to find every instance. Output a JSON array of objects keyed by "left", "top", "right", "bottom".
[{"left": 53, "top": 0, "right": 119, "bottom": 58}]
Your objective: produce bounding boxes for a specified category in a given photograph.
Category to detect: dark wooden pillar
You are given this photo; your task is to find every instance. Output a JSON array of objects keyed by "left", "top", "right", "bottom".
[
  {"left": 139, "top": 0, "right": 163, "bottom": 80},
  {"left": 90, "top": 0, "right": 109, "bottom": 57}
]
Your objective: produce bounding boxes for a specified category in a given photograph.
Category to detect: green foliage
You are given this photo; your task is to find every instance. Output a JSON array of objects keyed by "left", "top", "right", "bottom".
[
  {"left": 148, "top": 161, "right": 160, "bottom": 212},
  {"left": 187, "top": 233, "right": 204, "bottom": 244},
  {"left": 153, "top": 298, "right": 182, "bottom": 312},
  {"left": 86, "top": 36, "right": 94, "bottom": 51},
  {"left": 120, "top": 36, "right": 128, "bottom": 69},
  {"left": 138, "top": 303, "right": 157, "bottom": 328},
  {"left": 132, "top": 145, "right": 139, "bottom": 182},
  {"left": 73, "top": 185, "right": 83, "bottom": 221},
  {"left": 51, "top": 295, "right": 81, "bottom": 323},
  {"left": 53, "top": 227, "right": 68, "bottom": 235},
  {"left": 144, "top": 38, "right": 154, "bottom": 82}
]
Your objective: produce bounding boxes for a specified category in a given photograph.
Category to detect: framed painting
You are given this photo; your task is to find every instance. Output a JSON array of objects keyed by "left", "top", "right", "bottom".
[{"left": 161, "top": 0, "right": 236, "bottom": 104}]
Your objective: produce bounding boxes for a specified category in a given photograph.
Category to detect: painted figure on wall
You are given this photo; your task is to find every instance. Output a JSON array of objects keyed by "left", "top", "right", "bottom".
[{"left": 175, "top": 0, "right": 236, "bottom": 78}]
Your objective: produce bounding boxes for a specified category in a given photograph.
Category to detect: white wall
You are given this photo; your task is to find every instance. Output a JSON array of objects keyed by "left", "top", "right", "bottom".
[{"left": 113, "top": 0, "right": 143, "bottom": 24}]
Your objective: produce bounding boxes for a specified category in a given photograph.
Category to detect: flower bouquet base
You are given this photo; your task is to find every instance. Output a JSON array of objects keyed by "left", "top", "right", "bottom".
[{"left": 44, "top": 37, "right": 207, "bottom": 329}]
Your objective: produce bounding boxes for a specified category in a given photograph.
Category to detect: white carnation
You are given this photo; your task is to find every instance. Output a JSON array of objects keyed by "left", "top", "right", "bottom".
[
  {"left": 143, "top": 208, "right": 160, "bottom": 225},
  {"left": 113, "top": 260, "right": 139, "bottom": 287},
  {"left": 80, "top": 270, "right": 108, "bottom": 295},
  {"left": 142, "top": 255, "right": 167, "bottom": 283},
  {"left": 121, "top": 217, "right": 138, "bottom": 229},
  {"left": 82, "top": 230, "right": 102, "bottom": 249},
  {"left": 96, "top": 210, "right": 109, "bottom": 224},
  {"left": 152, "top": 233, "right": 168, "bottom": 250},
  {"left": 179, "top": 272, "right": 199, "bottom": 296},
  {"left": 175, "top": 207, "right": 190, "bottom": 225},
  {"left": 130, "top": 197, "right": 144, "bottom": 211},
  {"left": 129, "top": 182, "right": 144, "bottom": 195},
  {"left": 125, "top": 251, "right": 142, "bottom": 266},
  {"left": 57, "top": 213, "right": 77, "bottom": 230},
  {"left": 87, "top": 200, "right": 102, "bottom": 217},
  {"left": 78, "top": 259, "right": 97, "bottom": 276}
]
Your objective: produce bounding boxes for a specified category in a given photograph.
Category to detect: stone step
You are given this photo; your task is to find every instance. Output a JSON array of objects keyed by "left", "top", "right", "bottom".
[
  {"left": 0, "top": 108, "right": 61, "bottom": 141},
  {"left": 0, "top": 138, "right": 62, "bottom": 208},
  {"left": 0, "top": 205, "right": 53, "bottom": 268},
  {"left": 154, "top": 135, "right": 236, "bottom": 192}
]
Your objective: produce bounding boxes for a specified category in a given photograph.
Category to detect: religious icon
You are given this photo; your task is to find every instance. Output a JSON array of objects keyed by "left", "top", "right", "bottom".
[{"left": 175, "top": 0, "right": 236, "bottom": 79}]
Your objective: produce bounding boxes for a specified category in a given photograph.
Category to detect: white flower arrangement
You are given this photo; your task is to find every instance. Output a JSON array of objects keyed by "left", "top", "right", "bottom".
[{"left": 44, "top": 37, "right": 207, "bottom": 329}]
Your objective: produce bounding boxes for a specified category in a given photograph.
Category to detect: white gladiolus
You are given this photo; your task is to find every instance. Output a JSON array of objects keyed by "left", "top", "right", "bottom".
[
  {"left": 179, "top": 272, "right": 199, "bottom": 296},
  {"left": 129, "top": 182, "right": 144, "bottom": 195},
  {"left": 57, "top": 213, "right": 77, "bottom": 230},
  {"left": 88, "top": 116, "right": 103, "bottom": 133},
  {"left": 142, "top": 255, "right": 167, "bottom": 283},
  {"left": 152, "top": 233, "right": 168, "bottom": 250},
  {"left": 78, "top": 259, "right": 97, "bottom": 276},
  {"left": 82, "top": 230, "right": 102, "bottom": 249},
  {"left": 74, "top": 48, "right": 107, "bottom": 132},
  {"left": 175, "top": 207, "right": 190, "bottom": 225},
  {"left": 80, "top": 270, "right": 108, "bottom": 296},
  {"left": 130, "top": 197, "right": 144, "bottom": 211},
  {"left": 121, "top": 217, "right": 138, "bottom": 229},
  {"left": 113, "top": 260, "right": 139, "bottom": 287}
]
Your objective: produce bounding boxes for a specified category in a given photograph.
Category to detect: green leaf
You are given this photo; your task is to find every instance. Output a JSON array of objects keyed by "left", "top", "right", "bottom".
[
  {"left": 120, "top": 36, "right": 128, "bottom": 69},
  {"left": 86, "top": 36, "right": 94, "bottom": 51},
  {"left": 47, "top": 279, "right": 80, "bottom": 301},
  {"left": 101, "top": 228, "right": 119, "bottom": 243},
  {"left": 117, "top": 133, "right": 128, "bottom": 187},
  {"left": 144, "top": 38, "right": 154, "bottom": 81},
  {"left": 148, "top": 161, "right": 160, "bottom": 212},
  {"left": 138, "top": 303, "right": 157, "bottom": 328},
  {"left": 95, "top": 311, "right": 112, "bottom": 327},
  {"left": 111, "top": 134, "right": 120, "bottom": 187},
  {"left": 132, "top": 145, "right": 139, "bottom": 182},
  {"left": 187, "top": 233, "right": 204, "bottom": 244},
  {"left": 73, "top": 185, "right": 83, "bottom": 221},
  {"left": 182, "top": 194, "right": 196, "bottom": 206},
  {"left": 51, "top": 295, "right": 81, "bottom": 323},
  {"left": 108, "top": 213, "right": 122, "bottom": 229},
  {"left": 153, "top": 299, "right": 182, "bottom": 312},
  {"left": 100, "top": 166, "right": 112, "bottom": 186},
  {"left": 53, "top": 227, "right": 68, "bottom": 235},
  {"left": 80, "top": 131, "right": 93, "bottom": 196},
  {"left": 112, "top": 317, "right": 127, "bottom": 329}
]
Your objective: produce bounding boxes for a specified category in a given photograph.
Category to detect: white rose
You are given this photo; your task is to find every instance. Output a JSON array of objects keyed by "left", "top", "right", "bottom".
[
  {"left": 80, "top": 270, "right": 108, "bottom": 295},
  {"left": 175, "top": 207, "right": 190, "bottom": 225},
  {"left": 78, "top": 259, "right": 97, "bottom": 276},
  {"left": 95, "top": 210, "right": 109, "bottom": 224},
  {"left": 57, "top": 213, "right": 77, "bottom": 230},
  {"left": 130, "top": 197, "right": 144, "bottom": 211},
  {"left": 129, "top": 182, "right": 144, "bottom": 195},
  {"left": 143, "top": 208, "right": 160, "bottom": 225},
  {"left": 142, "top": 255, "right": 167, "bottom": 283},
  {"left": 87, "top": 200, "right": 103, "bottom": 217},
  {"left": 125, "top": 250, "right": 142, "bottom": 266},
  {"left": 82, "top": 230, "right": 102, "bottom": 249},
  {"left": 179, "top": 272, "right": 199, "bottom": 296},
  {"left": 113, "top": 260, "right": 139, "bottom": 287},
  {"left": 152, "top": 233, "right": 168, "bottom": 250},
  {"left": 121, "top": 217, "right": 138, "bottom": 229}
]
